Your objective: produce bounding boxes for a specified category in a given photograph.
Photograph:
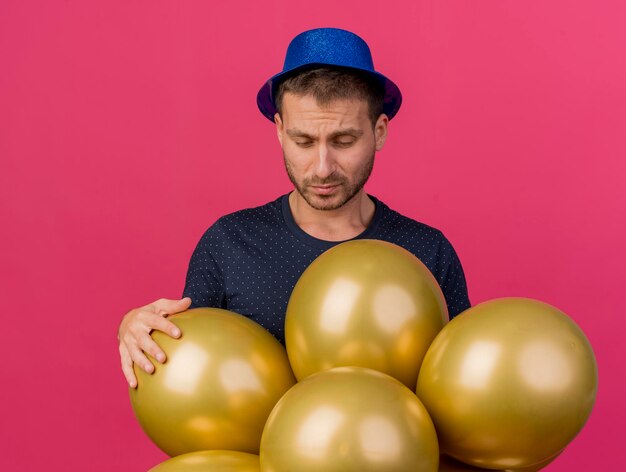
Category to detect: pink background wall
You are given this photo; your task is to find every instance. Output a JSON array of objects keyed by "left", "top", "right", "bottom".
[{"left": 1, "top": 1, "right": 624, "bottom": 470}]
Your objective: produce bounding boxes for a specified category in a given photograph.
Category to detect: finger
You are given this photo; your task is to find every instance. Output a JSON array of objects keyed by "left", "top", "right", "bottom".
[
  {"left": 150, "top": 297, "right": 192, "bottom": 315},
  {"left": 134, "top": 310, "right": 181, "bottom": 339},
  {"left": 133, "top": 310, "right": 180, "bottom": 339},
  {"left": 137, "top": 334, "right": 168, "bottom": 364},
  {"left": 119, "top": 343, "right": 138, "bottom": 388},
  {"left": 151, "top": 315, "right": 182, "bottom": 339},
  {"left": 128, "top": 342, "right": 155, "bottom": 374}
]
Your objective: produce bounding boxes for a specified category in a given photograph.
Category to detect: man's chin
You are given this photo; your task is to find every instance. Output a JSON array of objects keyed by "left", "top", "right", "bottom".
[{"left": 303, "top": 191, "right": 350, "bottom": 211}]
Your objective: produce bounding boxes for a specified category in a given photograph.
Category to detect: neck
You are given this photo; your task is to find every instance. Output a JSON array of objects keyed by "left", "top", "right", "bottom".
[{"left": 289, "top": 189, "right": 375, "bottom": 241}]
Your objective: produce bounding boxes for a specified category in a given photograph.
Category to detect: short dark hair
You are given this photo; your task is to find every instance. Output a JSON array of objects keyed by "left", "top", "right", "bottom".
[{"left": 274, "top": 67, "right": 385, "bottom": 127}]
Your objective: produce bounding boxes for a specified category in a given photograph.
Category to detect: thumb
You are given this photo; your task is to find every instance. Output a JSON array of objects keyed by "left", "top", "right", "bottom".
[{"left": 152, "top": 297, "right": 192, "bottom": 314}]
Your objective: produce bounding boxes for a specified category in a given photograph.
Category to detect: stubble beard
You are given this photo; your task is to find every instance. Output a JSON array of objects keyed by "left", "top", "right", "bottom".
[{"left": 283, "top": 151, "right": 375, "bottom": 211}]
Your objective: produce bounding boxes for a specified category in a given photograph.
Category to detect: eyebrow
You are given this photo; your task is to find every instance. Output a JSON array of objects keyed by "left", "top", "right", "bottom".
[{"left": 286, "top": 128, "right": 364, "bottom": 140}]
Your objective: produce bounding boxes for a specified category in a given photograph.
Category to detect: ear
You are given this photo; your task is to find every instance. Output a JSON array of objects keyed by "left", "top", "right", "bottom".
[
  {"left": 374, "top": 114, "right": 389, "bottom": 151},
  {"left": 275, "top": 113, "right": 284, "bottom": 147}
]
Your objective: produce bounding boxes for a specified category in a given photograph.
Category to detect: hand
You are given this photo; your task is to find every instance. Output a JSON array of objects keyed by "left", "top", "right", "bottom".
[{"left": 118, "top": 297, "right": 192, "bottom": 388}]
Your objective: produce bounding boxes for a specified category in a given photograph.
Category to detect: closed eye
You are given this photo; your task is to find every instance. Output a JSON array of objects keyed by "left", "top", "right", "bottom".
[
  {"left": 295, "top": 141, "right": 314, "bottom": 148},
  {"left": 334, "top": 140, "right": 355, "bottom": 147}
]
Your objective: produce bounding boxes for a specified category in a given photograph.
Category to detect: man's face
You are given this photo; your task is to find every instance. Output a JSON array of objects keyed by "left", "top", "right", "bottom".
[{"left": 275, "top": 93, "right": 388, "bottom": 211}]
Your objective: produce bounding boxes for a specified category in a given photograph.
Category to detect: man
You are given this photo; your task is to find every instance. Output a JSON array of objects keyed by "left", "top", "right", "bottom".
[{"left": 118, "top": 28, "right": 471, "bottom": 388}]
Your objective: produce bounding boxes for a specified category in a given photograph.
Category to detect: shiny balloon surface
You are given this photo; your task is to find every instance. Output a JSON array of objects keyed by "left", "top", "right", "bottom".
[
  {"left": 130, "top": 308, "right": 296, "bottom": 456},
  {"left": 439, "top": 455, "right": 497, "bottom": 472},
  {"left": 438, "top": 453, "right": 559, "bottom": 472},
  {"left": 512, "top": 452, "right": 560, "bottom": 472},
  {"left": 260, "top": 366, "right": 439, "bottom": 472},
  {"left": 149, "top": 450, "right": 260, "bottom": 471},
  {"left": 286, "top": 239, "right": 448, "bottom": 388},
  {"left": 417, "top": 298, "right": 597, "bottom": 469}
]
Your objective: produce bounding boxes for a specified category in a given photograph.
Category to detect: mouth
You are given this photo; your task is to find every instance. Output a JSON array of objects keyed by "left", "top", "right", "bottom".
[{"left": 311, "top": 184, "right": 340, "bottom": 195}]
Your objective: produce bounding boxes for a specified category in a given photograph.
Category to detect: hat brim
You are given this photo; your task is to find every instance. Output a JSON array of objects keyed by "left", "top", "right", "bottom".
[{"left": 256, "top": 63, "right": 402, "bottom": 123}]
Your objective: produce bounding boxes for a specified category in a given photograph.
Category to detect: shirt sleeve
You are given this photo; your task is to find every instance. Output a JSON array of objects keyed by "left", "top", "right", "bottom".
[
  {"left": 182, "top": 223, "right": 226, "bottom": 309},
  {"left": 434, "top": 233, "right": 471, "bottom": 318}
]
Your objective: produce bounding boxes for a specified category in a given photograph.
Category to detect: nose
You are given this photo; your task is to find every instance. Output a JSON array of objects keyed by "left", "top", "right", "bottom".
[{"left": 313, "top": 142, "right": 337, "bottom": 180}]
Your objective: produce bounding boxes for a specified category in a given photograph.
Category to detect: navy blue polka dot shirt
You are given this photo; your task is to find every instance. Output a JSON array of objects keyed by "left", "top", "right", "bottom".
[{"left": 182, "top": 193, "right": 471, "bottom": 344}]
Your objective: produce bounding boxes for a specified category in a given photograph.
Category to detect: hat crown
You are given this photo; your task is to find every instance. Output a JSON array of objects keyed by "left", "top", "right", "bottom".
[
  {"left": 257, "top": 27, "right": 402, "bottom": 122},
  {"left": 283, "top": 28, "right": 375, "bottom": 72}
]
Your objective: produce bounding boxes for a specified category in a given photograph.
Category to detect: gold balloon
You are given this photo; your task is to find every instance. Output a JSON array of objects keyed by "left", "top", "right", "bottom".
[
  {"left": 286, "top": 239, "right": 448, "bottom": 388},
  {"left": 149, "top": 450, "right": 260, "bottom": 471},
  {"left": 439, "top": 455, "right": 494, "bottom": 472},
  {"left": 129, "top": 308, "right": 296, "bottom": 456},
  {"left": 439, "top": 453, "right": 559, "bottom": 472},
  {"left": 416, "top": 298, "right": 597, "bottom": 470},
  {"left": 260, "top": 366, "right": 439, "bottom": 472},
  {"left": 512, "top": 452, "right": 560, "bottom": 471}
]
